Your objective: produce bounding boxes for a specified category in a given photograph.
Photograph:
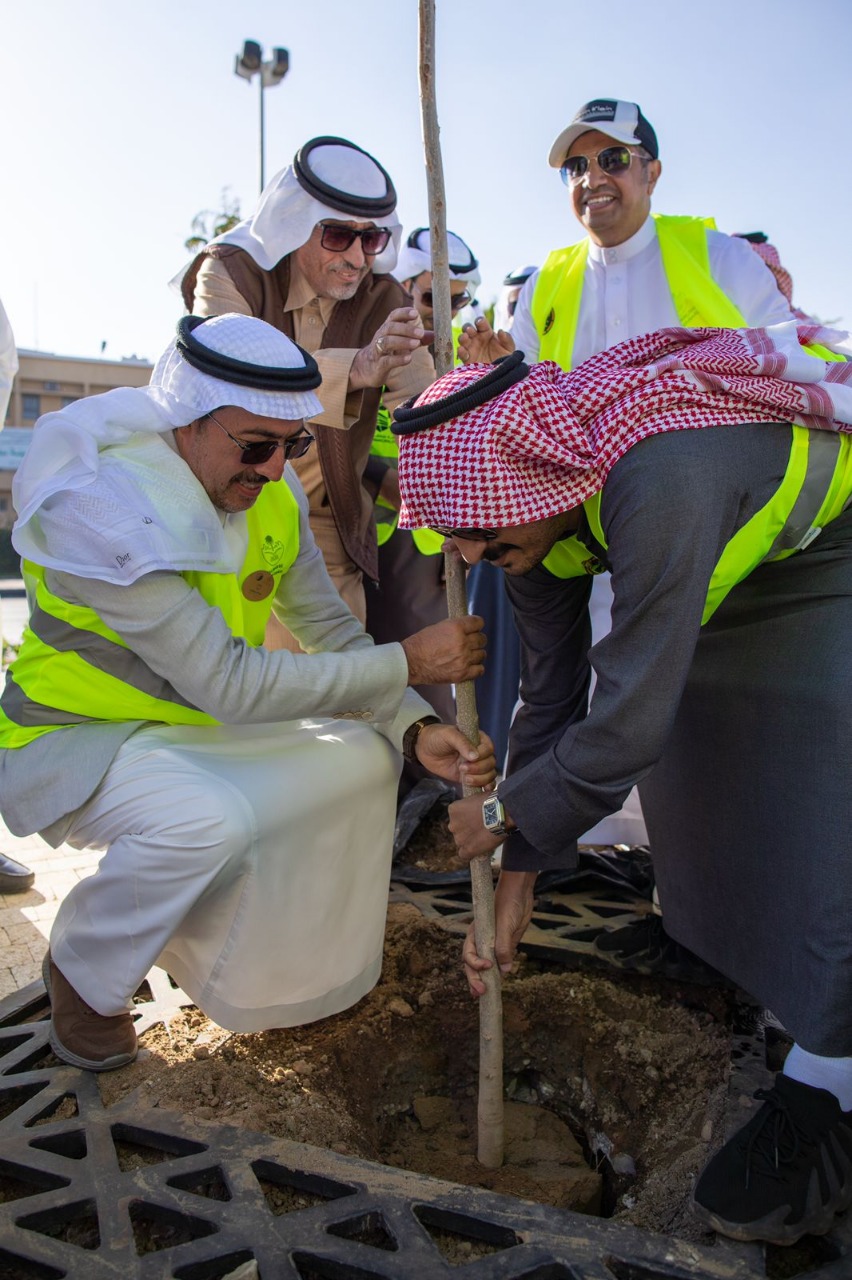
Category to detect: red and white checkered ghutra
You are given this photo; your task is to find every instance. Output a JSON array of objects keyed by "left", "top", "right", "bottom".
[{"left": 397, "top": 323, "right": 852, "bottom": 531}]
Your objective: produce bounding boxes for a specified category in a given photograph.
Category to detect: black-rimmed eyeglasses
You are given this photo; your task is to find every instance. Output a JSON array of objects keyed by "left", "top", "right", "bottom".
[
  {"left": 431, "top": 525, "right": 499, "bottom": 541},
  {"left": 318, "top": 223, "right": 393, "bottom": 255},
  {"left": 560, "top": 146, "right": 647, "bottom": 186},
  {"left": 206, "top": 412, "right": 315, "bottom": 466}
]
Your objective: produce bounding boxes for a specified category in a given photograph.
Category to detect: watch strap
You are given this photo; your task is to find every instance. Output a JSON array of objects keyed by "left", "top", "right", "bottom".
[{"left": 402, "top": 715, "right": 441, "bottom": 763}]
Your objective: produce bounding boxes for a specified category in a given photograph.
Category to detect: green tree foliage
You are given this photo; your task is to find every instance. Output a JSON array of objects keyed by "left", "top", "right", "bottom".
[{"left": 184, "top": 189, "right": 241, "bottom": 253}]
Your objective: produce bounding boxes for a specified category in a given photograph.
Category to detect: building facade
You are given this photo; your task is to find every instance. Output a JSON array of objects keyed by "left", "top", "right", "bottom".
[{"left": 0, "top": 349, "right": 152, "bottom": 530}]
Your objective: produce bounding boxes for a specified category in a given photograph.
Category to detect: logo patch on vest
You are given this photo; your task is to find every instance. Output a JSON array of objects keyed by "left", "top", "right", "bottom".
[
  {"left": 241, "top": 570, "right": 275, "bottom": 601},
  {"left": 583, "top": 556, "right": 606, "bottom": 575},
  {"left": 261, "top": 535, "right": 286, "bottom": 572},
  {"left": 543, "top": 308, "right": 555, "bottom": 335}
]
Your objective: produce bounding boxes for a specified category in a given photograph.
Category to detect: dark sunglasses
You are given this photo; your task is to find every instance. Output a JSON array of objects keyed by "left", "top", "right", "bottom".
[
  {"left": 206, "top": 412, "right": 314, "bottom": 465},
  {"left": 431, "top": 525, "right": 499, "bottom": 541},
  {"left": 318, "top": 223, "right": 392, "bottom": 255},
  {"left": 419, "top": 289, "right": 472, "bottom": 311},
  {"left": 560, "top": 145, "right": 646, "bottom": 185}
]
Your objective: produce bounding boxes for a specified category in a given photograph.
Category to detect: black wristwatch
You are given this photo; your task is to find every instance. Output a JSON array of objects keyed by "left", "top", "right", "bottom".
[
  {"left": 482, "top": 793, "right": 509, "bottom": 836},
  {"left": 402, "top": 715, "right": 441, "bottom": 763}
]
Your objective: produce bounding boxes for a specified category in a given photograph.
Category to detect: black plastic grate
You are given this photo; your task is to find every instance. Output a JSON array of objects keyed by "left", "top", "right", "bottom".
[
  {"left": 389, "top": 876, "right": 661, "bottom": 971},
  {"left": 0, "top": 957, "right": 847, "bottom": 1277}
]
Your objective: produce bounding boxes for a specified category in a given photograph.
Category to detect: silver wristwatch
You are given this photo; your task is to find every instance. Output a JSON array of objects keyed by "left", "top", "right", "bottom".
[{"left": 482, "top": 793, "right": 508, "bottom": 836}]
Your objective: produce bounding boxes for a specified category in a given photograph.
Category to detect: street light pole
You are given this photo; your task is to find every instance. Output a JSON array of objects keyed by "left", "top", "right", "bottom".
[
  {"left": 258, "top": 67, "right": 266, "bottom": 192},
  {"left": 234, "top": 41, "right": 289, "bottom": 194}
]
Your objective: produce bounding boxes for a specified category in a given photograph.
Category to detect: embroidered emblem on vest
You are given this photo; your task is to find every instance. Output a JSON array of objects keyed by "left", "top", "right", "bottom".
[
  {"left": 543, "top": 308, "right": 555, "bottom": 336},
  {"left": 241, "top": 570, "right": 275, "bottom": 601},
  {"left": 583, "top": 556, "right": 606, "bottom": 575},
  {"left": 261, "top": 535, "right": 285, "bottom": 572}
]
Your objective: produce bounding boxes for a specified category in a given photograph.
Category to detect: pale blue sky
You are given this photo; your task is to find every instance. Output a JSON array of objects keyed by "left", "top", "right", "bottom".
[{"left": 1, "top": 0, "right": 849, "bottom": 363}]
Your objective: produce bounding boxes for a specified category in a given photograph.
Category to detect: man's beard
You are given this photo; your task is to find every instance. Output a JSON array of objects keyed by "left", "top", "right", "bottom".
[
  {"left": 215, "top": 471, "right": 269, "bottom": 512},
  {"left": 483, "top": 542, "right": 514, "bottom": 564},
  {"left": 324, "top": 262, "right": 369, "bottom": 300}
]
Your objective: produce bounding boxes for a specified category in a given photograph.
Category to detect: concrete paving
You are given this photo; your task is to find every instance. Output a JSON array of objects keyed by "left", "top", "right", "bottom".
[{"left": 0, "top": 819, "right": 99, "bottom": 1000}]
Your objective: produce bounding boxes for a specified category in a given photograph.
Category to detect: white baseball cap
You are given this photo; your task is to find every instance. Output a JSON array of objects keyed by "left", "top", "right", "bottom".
[{"left": 548, "top": 99, "right": 659, "bottom": 169}]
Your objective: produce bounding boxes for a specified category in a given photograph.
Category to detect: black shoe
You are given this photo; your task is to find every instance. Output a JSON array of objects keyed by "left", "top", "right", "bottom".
[
  {"left": 0, "top": 854, "right": 35, "bottom": 894},
  {"left": 593, "top": 913, "right": 730, "bottom": 986},
  {"left": 692, "top": 1073, "right": 852, "bottom": 1244}
]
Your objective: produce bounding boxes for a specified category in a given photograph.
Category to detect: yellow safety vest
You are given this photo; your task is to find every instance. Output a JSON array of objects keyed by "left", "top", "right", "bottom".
[
  {"left": 533, "top": 212, "right": 849, "bottom": 618},
  {"left": 370, "top": 392, "right": 449, "bottom": 558},
  {"left": 0, "top": 480, "right": 301, "bottom": 750},
  {"left": 371, "top": 402, "right": 406, "bottom": 548},
  {"left": 530, "top": 214, "right": 843, "bottom": 369},
  {"left": 543, "top": 426, "right": 852, "bottom": 623}
]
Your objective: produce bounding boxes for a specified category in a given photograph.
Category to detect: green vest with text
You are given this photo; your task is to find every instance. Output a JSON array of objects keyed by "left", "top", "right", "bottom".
[
  {"left": 0, "top": 480, "right": 301, "bottom": 751},
  {"left": 542, "top": 426, "right": 852, "bottom": 623}
]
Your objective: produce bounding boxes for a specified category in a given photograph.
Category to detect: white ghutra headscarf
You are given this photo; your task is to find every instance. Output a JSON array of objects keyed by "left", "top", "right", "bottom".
[
  {"left": 13, "top": 315, "right": 325, "bottom": 584},
  {"left": 394, "top": 227, "right": 481, "bottom": 293},
  {"left": 171, "top": 138, "right": 402, "bottom": 290}
]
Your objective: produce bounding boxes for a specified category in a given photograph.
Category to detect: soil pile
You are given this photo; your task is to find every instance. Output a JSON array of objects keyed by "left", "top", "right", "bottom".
[{"left": 99, "top": 901, "right": 733, "bottom": 1245}]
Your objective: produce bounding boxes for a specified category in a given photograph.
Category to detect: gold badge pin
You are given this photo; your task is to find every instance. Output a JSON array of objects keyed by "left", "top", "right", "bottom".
[{"left": 241, "top": 570, "right": 275, "bottom": 601}]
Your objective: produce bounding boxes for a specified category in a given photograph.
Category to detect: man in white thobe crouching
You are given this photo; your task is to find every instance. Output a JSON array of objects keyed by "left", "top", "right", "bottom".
[{"left": 0, "top": 313, "right": 492, "bottom": 1070}]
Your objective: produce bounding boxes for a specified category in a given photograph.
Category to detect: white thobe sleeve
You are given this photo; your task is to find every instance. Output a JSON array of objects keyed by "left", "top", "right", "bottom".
[{"left": 707, "top": 232, "right": 797, "bottom": 327}]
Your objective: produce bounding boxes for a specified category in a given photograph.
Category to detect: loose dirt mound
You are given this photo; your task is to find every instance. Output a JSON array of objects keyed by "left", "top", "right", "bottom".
[{"left": 100, "top": 901, "right": 733, "bottom": 1245}]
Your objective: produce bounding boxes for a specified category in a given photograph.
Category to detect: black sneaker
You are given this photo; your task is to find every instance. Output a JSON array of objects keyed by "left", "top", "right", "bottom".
[
  {"left": 593, "top": 913, "right": 730, "bottom": 986},
  {"left": 692, "top": 1073, "right": 852, "bottom": 1244}
]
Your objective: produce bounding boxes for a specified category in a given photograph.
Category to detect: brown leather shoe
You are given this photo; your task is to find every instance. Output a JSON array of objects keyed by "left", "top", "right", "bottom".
[{"left": 42, "top": 953, "right": 137, "bottom": 1072}]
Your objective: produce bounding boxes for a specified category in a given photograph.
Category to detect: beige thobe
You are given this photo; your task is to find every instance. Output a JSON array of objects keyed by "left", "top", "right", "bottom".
[{"left": 193, "top": 257, "right": 434, "bottom": 637}]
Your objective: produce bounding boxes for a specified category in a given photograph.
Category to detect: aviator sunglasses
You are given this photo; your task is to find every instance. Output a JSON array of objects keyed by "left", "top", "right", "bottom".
[
  {"left": 206, "top": 412, "right": 315, "bottom": 466},
  {"left": 318, "top": 223, "right": 393, "bottom": 255},
  {"left": 560, "top": 145, "right": 647, "bottom": 186}
]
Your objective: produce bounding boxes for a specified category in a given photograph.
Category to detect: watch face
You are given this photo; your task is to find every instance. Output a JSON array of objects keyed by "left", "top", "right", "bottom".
[{"left": 482, "top": 795, "right": 505, "bottom": 832}]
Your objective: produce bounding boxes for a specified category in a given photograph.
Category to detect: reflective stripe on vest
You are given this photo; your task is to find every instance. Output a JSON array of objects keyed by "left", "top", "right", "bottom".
[
  {"left": 542, "top": 427, "right": 852, "bottom": 623},
  {"left": 0, "top": 480, "right": 300, "bottom": 748}
]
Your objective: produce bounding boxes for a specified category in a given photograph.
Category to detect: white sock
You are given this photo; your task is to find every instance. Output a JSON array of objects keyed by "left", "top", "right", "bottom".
[{"left": 783, "top": 1044, "right": 852, "bottom": 1111}]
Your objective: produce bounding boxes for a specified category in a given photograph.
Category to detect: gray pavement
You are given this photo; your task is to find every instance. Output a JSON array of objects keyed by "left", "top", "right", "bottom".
[{"left": 0, "top": 821, "right": 99, "bottom": 999}]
